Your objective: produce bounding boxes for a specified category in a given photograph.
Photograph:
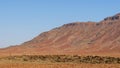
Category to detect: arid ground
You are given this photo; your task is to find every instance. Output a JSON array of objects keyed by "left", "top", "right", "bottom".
[{"left": 0, "top": 63, "right": 120, "bottom": 68}]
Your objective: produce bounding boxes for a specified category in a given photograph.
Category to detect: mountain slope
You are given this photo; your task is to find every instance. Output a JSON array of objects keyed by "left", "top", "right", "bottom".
[{"left": 0, "top": 13, "right": 120, "bottom": 56}]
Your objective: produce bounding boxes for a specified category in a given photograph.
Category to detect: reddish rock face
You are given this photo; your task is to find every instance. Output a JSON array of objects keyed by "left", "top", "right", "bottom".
[{"left": 0, "top": 13, "right": 120, "bottom": 56}]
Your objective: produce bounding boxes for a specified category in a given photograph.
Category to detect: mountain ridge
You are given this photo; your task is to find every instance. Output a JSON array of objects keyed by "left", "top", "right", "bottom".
[{"left": 0, "top": 13, "right": 120, "bottom": 56}]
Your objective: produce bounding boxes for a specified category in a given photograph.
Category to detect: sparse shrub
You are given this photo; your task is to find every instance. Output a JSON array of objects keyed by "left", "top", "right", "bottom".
[{"left": 0, "top": 55, "right": 120, "bottom": 64}]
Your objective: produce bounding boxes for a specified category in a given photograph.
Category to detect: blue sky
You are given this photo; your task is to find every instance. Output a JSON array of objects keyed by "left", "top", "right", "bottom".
[{"left": 0, "top": 0, "right": 120, "bottom": 48}]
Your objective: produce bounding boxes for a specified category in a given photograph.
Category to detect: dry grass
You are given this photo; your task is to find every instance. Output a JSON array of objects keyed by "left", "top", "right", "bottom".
[
  {"left": 1, "top": 55, "right": 120, "bottom": 64},
  {"left": 0, "top": 63, "right": 120, "bottom": 68},
  {"left": 0, "top": 55, "right": 120, "bottom": 68}
]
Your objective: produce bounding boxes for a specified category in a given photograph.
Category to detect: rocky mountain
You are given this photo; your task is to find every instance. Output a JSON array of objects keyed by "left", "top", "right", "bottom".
[{"left": 0, "top": 13, "right": 120, "bottom": 56}]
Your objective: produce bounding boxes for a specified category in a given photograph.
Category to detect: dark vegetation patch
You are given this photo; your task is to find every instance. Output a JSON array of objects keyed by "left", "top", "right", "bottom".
[{"left": 0, "top": 55, "right": 120, "bottom": 64}]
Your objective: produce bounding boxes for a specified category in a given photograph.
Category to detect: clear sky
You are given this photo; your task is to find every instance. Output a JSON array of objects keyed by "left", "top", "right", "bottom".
[{"left": 0, "top": 0, "right": 120, "bottom": 48}]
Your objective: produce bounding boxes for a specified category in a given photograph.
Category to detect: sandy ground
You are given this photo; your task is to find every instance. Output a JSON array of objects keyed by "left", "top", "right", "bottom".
[{"left": 0, "top": 63, "right": 120, "bottom": 68}]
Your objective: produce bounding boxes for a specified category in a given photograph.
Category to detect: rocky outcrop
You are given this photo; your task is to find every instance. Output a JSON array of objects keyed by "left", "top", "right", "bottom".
[{"left": 104, "top": 13, "right": 120, "bottom": 21}]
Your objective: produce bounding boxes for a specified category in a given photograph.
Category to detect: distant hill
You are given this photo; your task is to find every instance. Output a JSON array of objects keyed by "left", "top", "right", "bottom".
[{"left": 0, "top": 13, "right": 120, "bottom": 57}]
